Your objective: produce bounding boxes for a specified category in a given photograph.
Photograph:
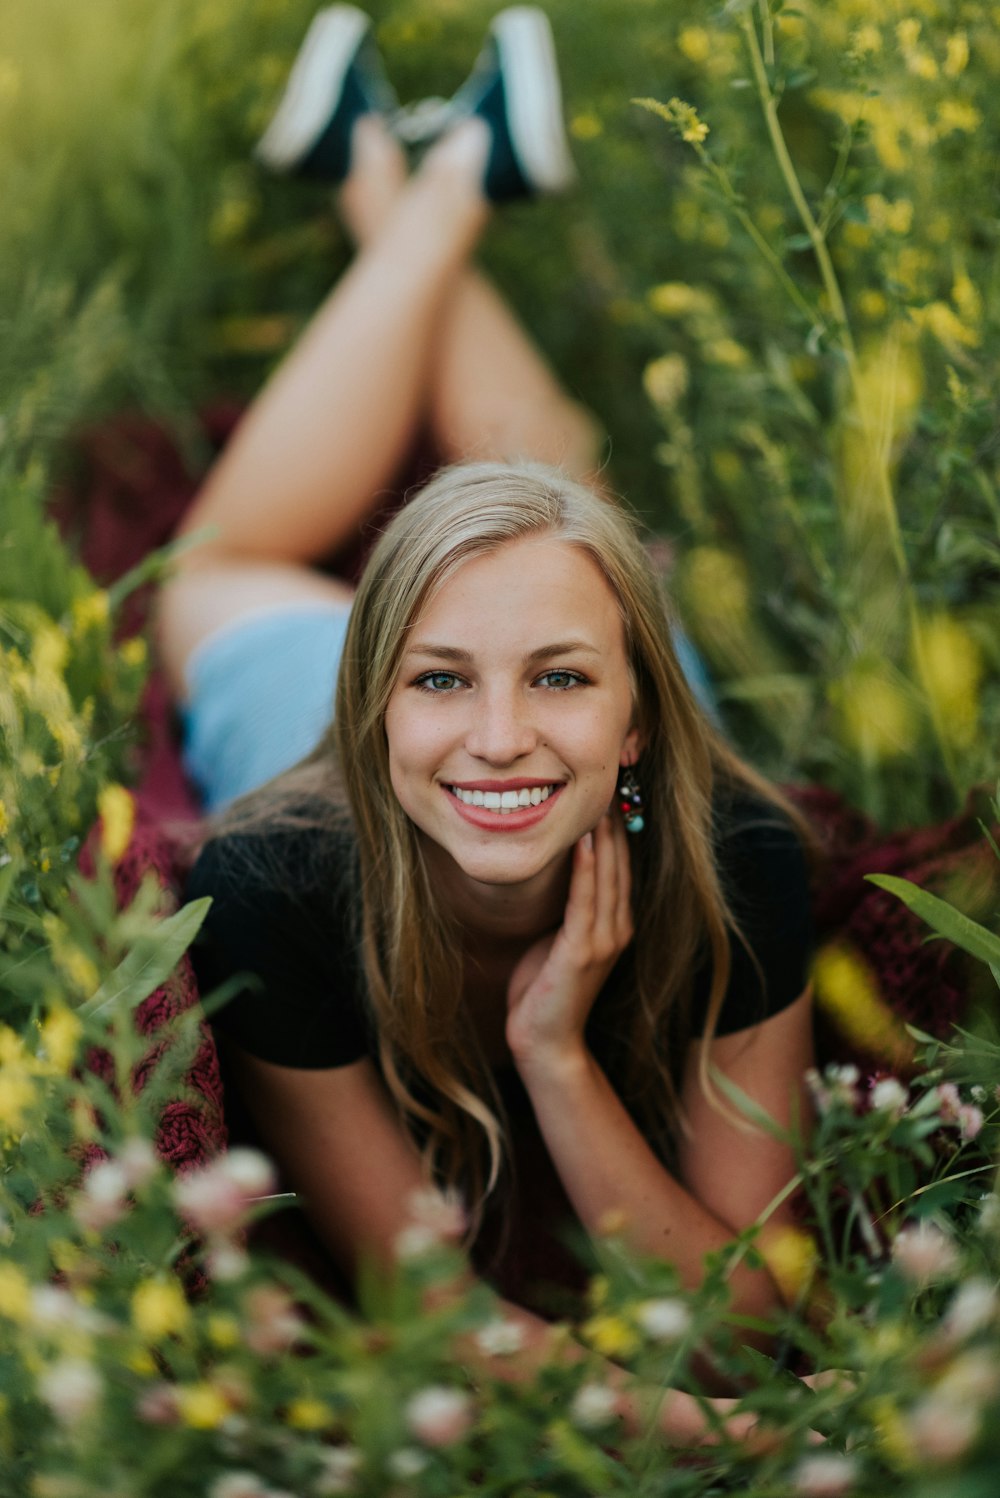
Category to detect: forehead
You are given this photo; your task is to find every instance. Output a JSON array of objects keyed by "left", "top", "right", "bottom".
[{"left": 410, "top": 535, "right": 626, "bottom": 650}]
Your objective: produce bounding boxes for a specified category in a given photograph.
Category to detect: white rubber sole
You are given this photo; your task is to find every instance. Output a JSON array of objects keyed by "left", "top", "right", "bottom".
[
  {"left": 491, "top": 6, "right": 576, "bottom": 193},
  {"left": 255, "top": 5, "right": 371, "bottom": 171}
]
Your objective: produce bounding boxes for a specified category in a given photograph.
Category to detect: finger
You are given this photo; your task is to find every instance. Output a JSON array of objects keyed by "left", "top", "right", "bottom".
[
  {"left": 561, "top": 829, "right": 597, "bottom": 945},
  {"left": 590, "top": 813, "right": 621, "bottom": 959}
]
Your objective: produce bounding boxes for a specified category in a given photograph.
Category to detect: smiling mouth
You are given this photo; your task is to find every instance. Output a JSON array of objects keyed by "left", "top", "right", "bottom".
[{"left": 447, "top": 784, "right": 559, "bottom": 813}]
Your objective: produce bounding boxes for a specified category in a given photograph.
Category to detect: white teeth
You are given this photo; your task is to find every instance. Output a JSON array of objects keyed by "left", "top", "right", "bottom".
[{"left": 450, "top": 785, "right": 556, "bottom": 813}]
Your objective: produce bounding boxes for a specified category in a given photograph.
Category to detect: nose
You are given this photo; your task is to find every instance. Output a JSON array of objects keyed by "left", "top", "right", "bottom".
[{"left": 464, "top": 682, "right": 538, "bottom": 766}]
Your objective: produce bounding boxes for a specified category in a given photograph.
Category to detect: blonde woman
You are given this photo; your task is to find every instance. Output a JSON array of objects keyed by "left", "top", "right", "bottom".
[{"left": 159, "top": 6, "right": 814, "bottom": 1442}]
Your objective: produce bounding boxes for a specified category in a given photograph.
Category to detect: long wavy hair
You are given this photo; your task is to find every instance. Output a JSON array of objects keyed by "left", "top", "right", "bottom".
[{"left": 275, "top": 460, "right": 799, "bottom": 1227}]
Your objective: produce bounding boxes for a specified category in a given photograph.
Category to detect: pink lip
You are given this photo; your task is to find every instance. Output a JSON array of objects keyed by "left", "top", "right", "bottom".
[{"left": 443, "top": 784, "right": 563, "bottom": 832}]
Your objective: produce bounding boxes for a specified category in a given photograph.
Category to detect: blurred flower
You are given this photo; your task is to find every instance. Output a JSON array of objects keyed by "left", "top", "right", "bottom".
[
  {"left": 173, "top": 1147, "right": 277, "bottom": 1236},
  {"left": 905, "top": 1389, "right": 979, "bottom": 1463},
  {"left": 177, "top": 1381, "right": 231, "bottom": 1430},
  {"left": 647, "top": 282, "right": 716, "bottom": 319},
  {"left": 583, "top": 1313, "right": 640, "bottom": 1359},
  {"left": 0, "top": 1262, "right": 30, "bottom": 1321},
  {"left": 243, "top": 1284, "right": 304, "bottom": 1356},
  {"left": 811, "top": 944, "right": 913, "bottom": 1066},
  {"left": 677, "top": 26, "right": 711, "bottom": 63},
  {"left": 569, "top": 112, "right": 602, "bottom": 140},
  {"left": 37, "top": 1006, "right": 82, "bottom": 1074},
  {"left": 119, "top": 636, "right": 147, "bottom": 669},
  {"left": 97, "top": 783, "right": 134, "bottom": 864},
  {"left": 792, "top": 1452, "right": 858, "bottom": 1495},
  {"left": 208, "top": 1314, "right": 241, "bottom": 1349},
  {"left": 405, "top": 1386, "right": 473, "bottom": 1447},
  {"left": 916, "top": 301, "right": 979, "bottom": 350},
  {"left": 937, "top": 100, "right": 982, "bottom": 134},
  {"left": 936, "top": 1349, "right": 1000, "bottom": 1405},
  {"left": 635, "top": 1297, "right": 692, "bottom": 1342},
  {"left": 315, "top": 1446, "right": 362, "bottom": 1495},
  {"left": 70, "top": 591, "right": 109, "bottom": 634},
  {"left": 683, "top": 547, "right": 750, "bottom": 629},
  {"left": 761, "top": 1227, "right": 819, "bottom": 1303},
  {"left": 396, "top": 1185, "right": 466, "bottom": 1260},
  {"left": 474, "top": 1317, "right": 527, "bottom": 1357},
  {"left": 386, "top": 1448, "right": 428, "bottom": 1480},
  {"left": 705, "top": 338, "right": 750, "bottom": 368},
  {"left": 831, "top": 664, "right": 918, "bottom": 764},
  {"left": 916, "top": 613, "right": 982, "bottom": 748},
  {"left": 38, "top": 1358, "right": 101, "bottom": 1425},
  {"left": 944, "top": 31, "right": 969, "bottom": 75},
  {"left": 118, "top": 1136, "right": 159, "bottom": 1190},
  {"left": 285, "top": 1396, "right": 330, "bottom": 1431},
  {"left": 570, "top": 1382, "right": 619, "bottom": 1430},
  {"left": 131, "top": 1277, "right": 190, "bottom": 1340},
  {"left": 892, "top": 1222, "right": 960, "bottom": 1285},
  {"left": 209, "top": 1476, "right": 273, "bottom": 1498},
  {"left": 870, "top": 1077, "right": 908, "bottom": 1116},
  {"left": 936, "top": 1082, "right": 961, "bottom": 1122},
  {"left": 864, "top": 194, "right": 913, "bottom": 235},
  {"left": 136, "top": 1382, "right": 179, "bottom": 1426},
  {"left": 643, "top": 354, "right": 689, "bottom": 411},
  {"left": 958, "top": 1103, "right": 984, "bottom": 1140}
]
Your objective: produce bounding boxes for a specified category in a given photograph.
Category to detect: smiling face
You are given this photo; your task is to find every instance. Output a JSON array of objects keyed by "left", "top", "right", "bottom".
[{"left": 383, "top": 534, "right": 641, "bottom": 897}]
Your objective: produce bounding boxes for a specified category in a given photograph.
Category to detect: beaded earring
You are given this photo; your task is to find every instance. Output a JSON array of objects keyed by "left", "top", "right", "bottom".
[{"left": 617, "top": 765, "right": 645, "bottom": 834}]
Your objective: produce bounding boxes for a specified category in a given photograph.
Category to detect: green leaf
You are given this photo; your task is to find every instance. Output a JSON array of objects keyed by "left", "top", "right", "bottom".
[
  {"left": 81, "top": 898, "right": 211, "bottom": 1019},
  {"left": 709, "top": 1065, "right": 792, "bottom": 1142},
  {"left": 866, "top": 875, "right": 1000, "bottom": 968}
]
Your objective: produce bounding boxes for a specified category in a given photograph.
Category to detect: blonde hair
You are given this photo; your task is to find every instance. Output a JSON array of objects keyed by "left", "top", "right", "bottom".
[{"left": 306, "top": 460, "right": 799, "bottom": 1226}]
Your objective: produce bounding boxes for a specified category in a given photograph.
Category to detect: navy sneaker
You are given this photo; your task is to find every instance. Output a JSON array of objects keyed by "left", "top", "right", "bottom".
[
  {"left": 255, "top": 6, "right": 398, "bottom": 182},
  {"left": 449, "top": 7, "right": 576, "bottom": 201}
]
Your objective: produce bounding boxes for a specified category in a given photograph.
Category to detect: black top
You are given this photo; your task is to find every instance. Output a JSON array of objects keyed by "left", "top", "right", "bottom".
[{"left": 187, "top": 794, "right": 813, "bottom": 1073}]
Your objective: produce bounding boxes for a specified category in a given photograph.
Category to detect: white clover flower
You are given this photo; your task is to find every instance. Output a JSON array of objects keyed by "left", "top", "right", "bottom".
[
  {"left": 84, "top": 1160, "right": 128, "bottom": 1203},
  {"left": 935, "top": 1350, "right": 1000, "bottom": 1406},
  {"left": 118, "top": 1136, "right": 159, "bottom": 1190},
  {"left": 906, "top": 1391, "right": 979, "bottom": 1462},
  {"left": 30, "top": 1285, "right": 108, "bottom": 1335},
  {"left": 38, "top": 1358, "right": 102, "bottom": 1424},
  {"left": 570, "top": 1381, "right": 619, "bottom": 1431},
  {"left": 394, "top": 1224, "right": 440, "bottom": 1262},
  {"left": 386, "top": 1447, "right": 429, "bottom": 1480},
  {"left": 791, "top": 1452, "right": 858, "bottom": 1495},
  {"left": 174, "top": 1149, "right": 277, "bottom": 1236},
  {"left": 635, "top": 1296, "right": 692, "bottom": 1342},
  {"left": 405, "top": 1386, "right": 473, "bottom": 1447},
  {"left": 314, "top": 1446, "right": 362, "bottom": 1495},
  {"left": 892, "top": 1221, "right": 960, "bottom": 1285},
  {"left": 958, "top": 1103, "right": 984, "bottom": 1140},
  {"left": 870, "top": 1077, "right": 908, "bottom": 1115},
  {"left": 206, "top": 1244, "right": 251, "bottom": 1283},
  {"left": 473, "top": 1317, "right": 527, "bottom": 1357},
  {"left": 944, "top": 1278, "right": 997, "bottom": 1340},
  {"left": 406, "top": 1187, "right": 467, "bottom": 1240}
]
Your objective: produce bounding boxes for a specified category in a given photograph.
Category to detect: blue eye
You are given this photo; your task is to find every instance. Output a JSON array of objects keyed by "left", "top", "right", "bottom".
[
  {"left": 537, "top": 669, "right": 585, "bottom": 690},
  {"left": 414, "top": 671, "right": 463, "bottom": 693}
]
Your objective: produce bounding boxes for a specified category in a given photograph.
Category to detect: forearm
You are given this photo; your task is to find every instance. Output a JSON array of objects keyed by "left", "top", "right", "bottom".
[{"left": 515, "top": 1044, "right": 783, "bottom": 1322}]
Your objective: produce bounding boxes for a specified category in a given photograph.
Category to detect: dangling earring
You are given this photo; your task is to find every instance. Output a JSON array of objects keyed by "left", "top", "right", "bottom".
[{"left": 617, "top": 766, "right": 645, "bottom": 834}]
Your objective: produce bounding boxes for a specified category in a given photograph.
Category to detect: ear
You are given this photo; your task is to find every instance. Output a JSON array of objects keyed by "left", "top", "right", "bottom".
[{"left": 619, "top": 726, "right": 643, "bottom": 768}]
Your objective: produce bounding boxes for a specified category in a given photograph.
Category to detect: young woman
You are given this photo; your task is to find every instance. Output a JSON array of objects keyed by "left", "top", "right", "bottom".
[{"left": 158, "top": 5, "right": 815, "bottom": 1439}]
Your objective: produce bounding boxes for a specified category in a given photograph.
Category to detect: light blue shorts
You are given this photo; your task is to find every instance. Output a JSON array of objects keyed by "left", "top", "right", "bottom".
[
  {"left": 181, "top": 603, "right": 352, "bottom": 812},
  {"left": 181, "top": 602, "right": 716, "bottom": 812}
]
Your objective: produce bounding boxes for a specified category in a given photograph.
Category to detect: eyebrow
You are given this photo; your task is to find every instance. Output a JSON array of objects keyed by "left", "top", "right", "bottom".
[{"left": 405, "top": 640, "right": 602, "bottom": 664}]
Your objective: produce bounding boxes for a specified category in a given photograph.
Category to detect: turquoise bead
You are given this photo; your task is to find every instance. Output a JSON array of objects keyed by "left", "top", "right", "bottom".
[{"left": 625, "top": 814, "right": 644, "bottom": 833}]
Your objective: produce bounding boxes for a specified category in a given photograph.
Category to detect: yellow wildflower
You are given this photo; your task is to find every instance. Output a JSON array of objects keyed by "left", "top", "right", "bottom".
[
  {"left": 647, "top": 282, "right": 716, "bottom": 319},
  {"left": 864, "top": 195, "right": 913, "bottom": 235},
  {"left": 677, "top": 26, "right": 711, "bottom": 63},
  {"left": 943, "top": 32, "right": 970, "bottom": 77},
  {"left": 907, "top": 50, "right": 938, "bottom": 80},
  {"left": 118, "top": 636, "right": 147, "bottom": 669},
  {"left": 70, "top": 592, "right": 109, "bottom": 635},
  {"left": 711, "top": 450, "right": 743, "bottom": 485},
  {"left": 126, "top": 1348, "right": 158, "bottom": 1376},
  {"left": 97, "top": 784, "right": 134, "bottom": 865},
  {"left": 917, "top": 614, "right": 982, "bottom": 748},
  {"left": 811, "top": 942, "right": 914, "bottom": 1066},
  {"left": 917, "top": 301, "right": 979, "bottom": 350},
  {"left": 643, "top": 354, "right": 689, "bottom": 410},
  {"left": 131, "top": 1278, "right": 190, "bottom": 1340},
  {"left": 937, "top": 100, "right": 983, "bottom": 134},
  {"left": 857, "top": 289, "right": 888, "bottom": 321},
  {"left": 569, "top": 112, "right": 602, "bottom": 141},
  {"left": 852, "top": 24, "right": 882, "bottom": 55},
  {"left": 0, "top": 799, "right": 8, "bottom": 837},
  {"left": 587, "top": 1274, "right": 610, "bottom": 1311},
  {"left": 759, "top": 1226, "right": 819, "bottom": 1303},
  {"left": 0, "top": 1263, "right": 30, "bottom": 1321},
  {"left": 176, "top": 1382, "right": 230, "bottom": 1430},
  {"left": 896, "top": 19, "right": 922, "bottom": 52},
  {"left": 45, "top": 716, "right": 82, "bottom": 761},
  {"left": 869, "top": 1396, "right": 914, "bottom": 1468},
  {"left": 705, "top": 338, "right": 750, "bottom": 368},
  {"left": 0, "top": 1072, "right": 37, "bottom": 1133},
  {"left": 38, "top": 1007, "right": 82, "bottom": 1074},
  {"left": 32, "top": 624, "right": 68, "bottom": 681},
  {"left": 832, "top": 665, "right": 917, "bottom": 762},
  {"left": 583, "top": 1314, "right": 640, "bottom": 1360},
  {"left": 286, "top": 1396, "right": 331, "bottom": 1431},
  {"left": 952, "top": 272, "right": 982, "bottom": 325},
  {"left": 207, "top": 1314, "right": 241, "bottom": 1349}
]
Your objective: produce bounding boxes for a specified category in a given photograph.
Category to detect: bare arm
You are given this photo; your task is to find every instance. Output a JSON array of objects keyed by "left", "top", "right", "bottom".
[{"left": 507, "top": 813, "right": 814, "bottom": 1322}]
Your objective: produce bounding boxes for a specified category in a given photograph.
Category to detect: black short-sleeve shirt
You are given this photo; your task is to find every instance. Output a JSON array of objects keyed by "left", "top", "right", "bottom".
[{"left": 186, "top": 793, "right": 813, "bottom": 1074}]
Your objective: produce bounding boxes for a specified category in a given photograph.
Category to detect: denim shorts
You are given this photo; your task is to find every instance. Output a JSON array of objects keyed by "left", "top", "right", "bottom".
[
  {"left": 181, "top": 603, "right": 352, "bottom": 812},
  {"left": 180, "top": 602, "right": 716, "bottom": 812}
]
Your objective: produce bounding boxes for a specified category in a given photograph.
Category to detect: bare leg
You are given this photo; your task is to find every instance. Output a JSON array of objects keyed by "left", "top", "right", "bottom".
[{"left": 158, "top": 119, "right": 490, "bottom": 697}]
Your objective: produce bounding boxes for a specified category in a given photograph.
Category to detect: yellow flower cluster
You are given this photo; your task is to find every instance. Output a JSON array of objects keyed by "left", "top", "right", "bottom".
[
  {"left": 131, "top": 1277, "right": 190, "bottom": 1340},
  {"left": 811, "top": 942, "right": 914, "bottom": 1066},
  {"left": 917, "top": 613, "right": 983, "bottom": 747},
  {"left": 0, "top": 1027, "right": 39, "bottom": 1135}
]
